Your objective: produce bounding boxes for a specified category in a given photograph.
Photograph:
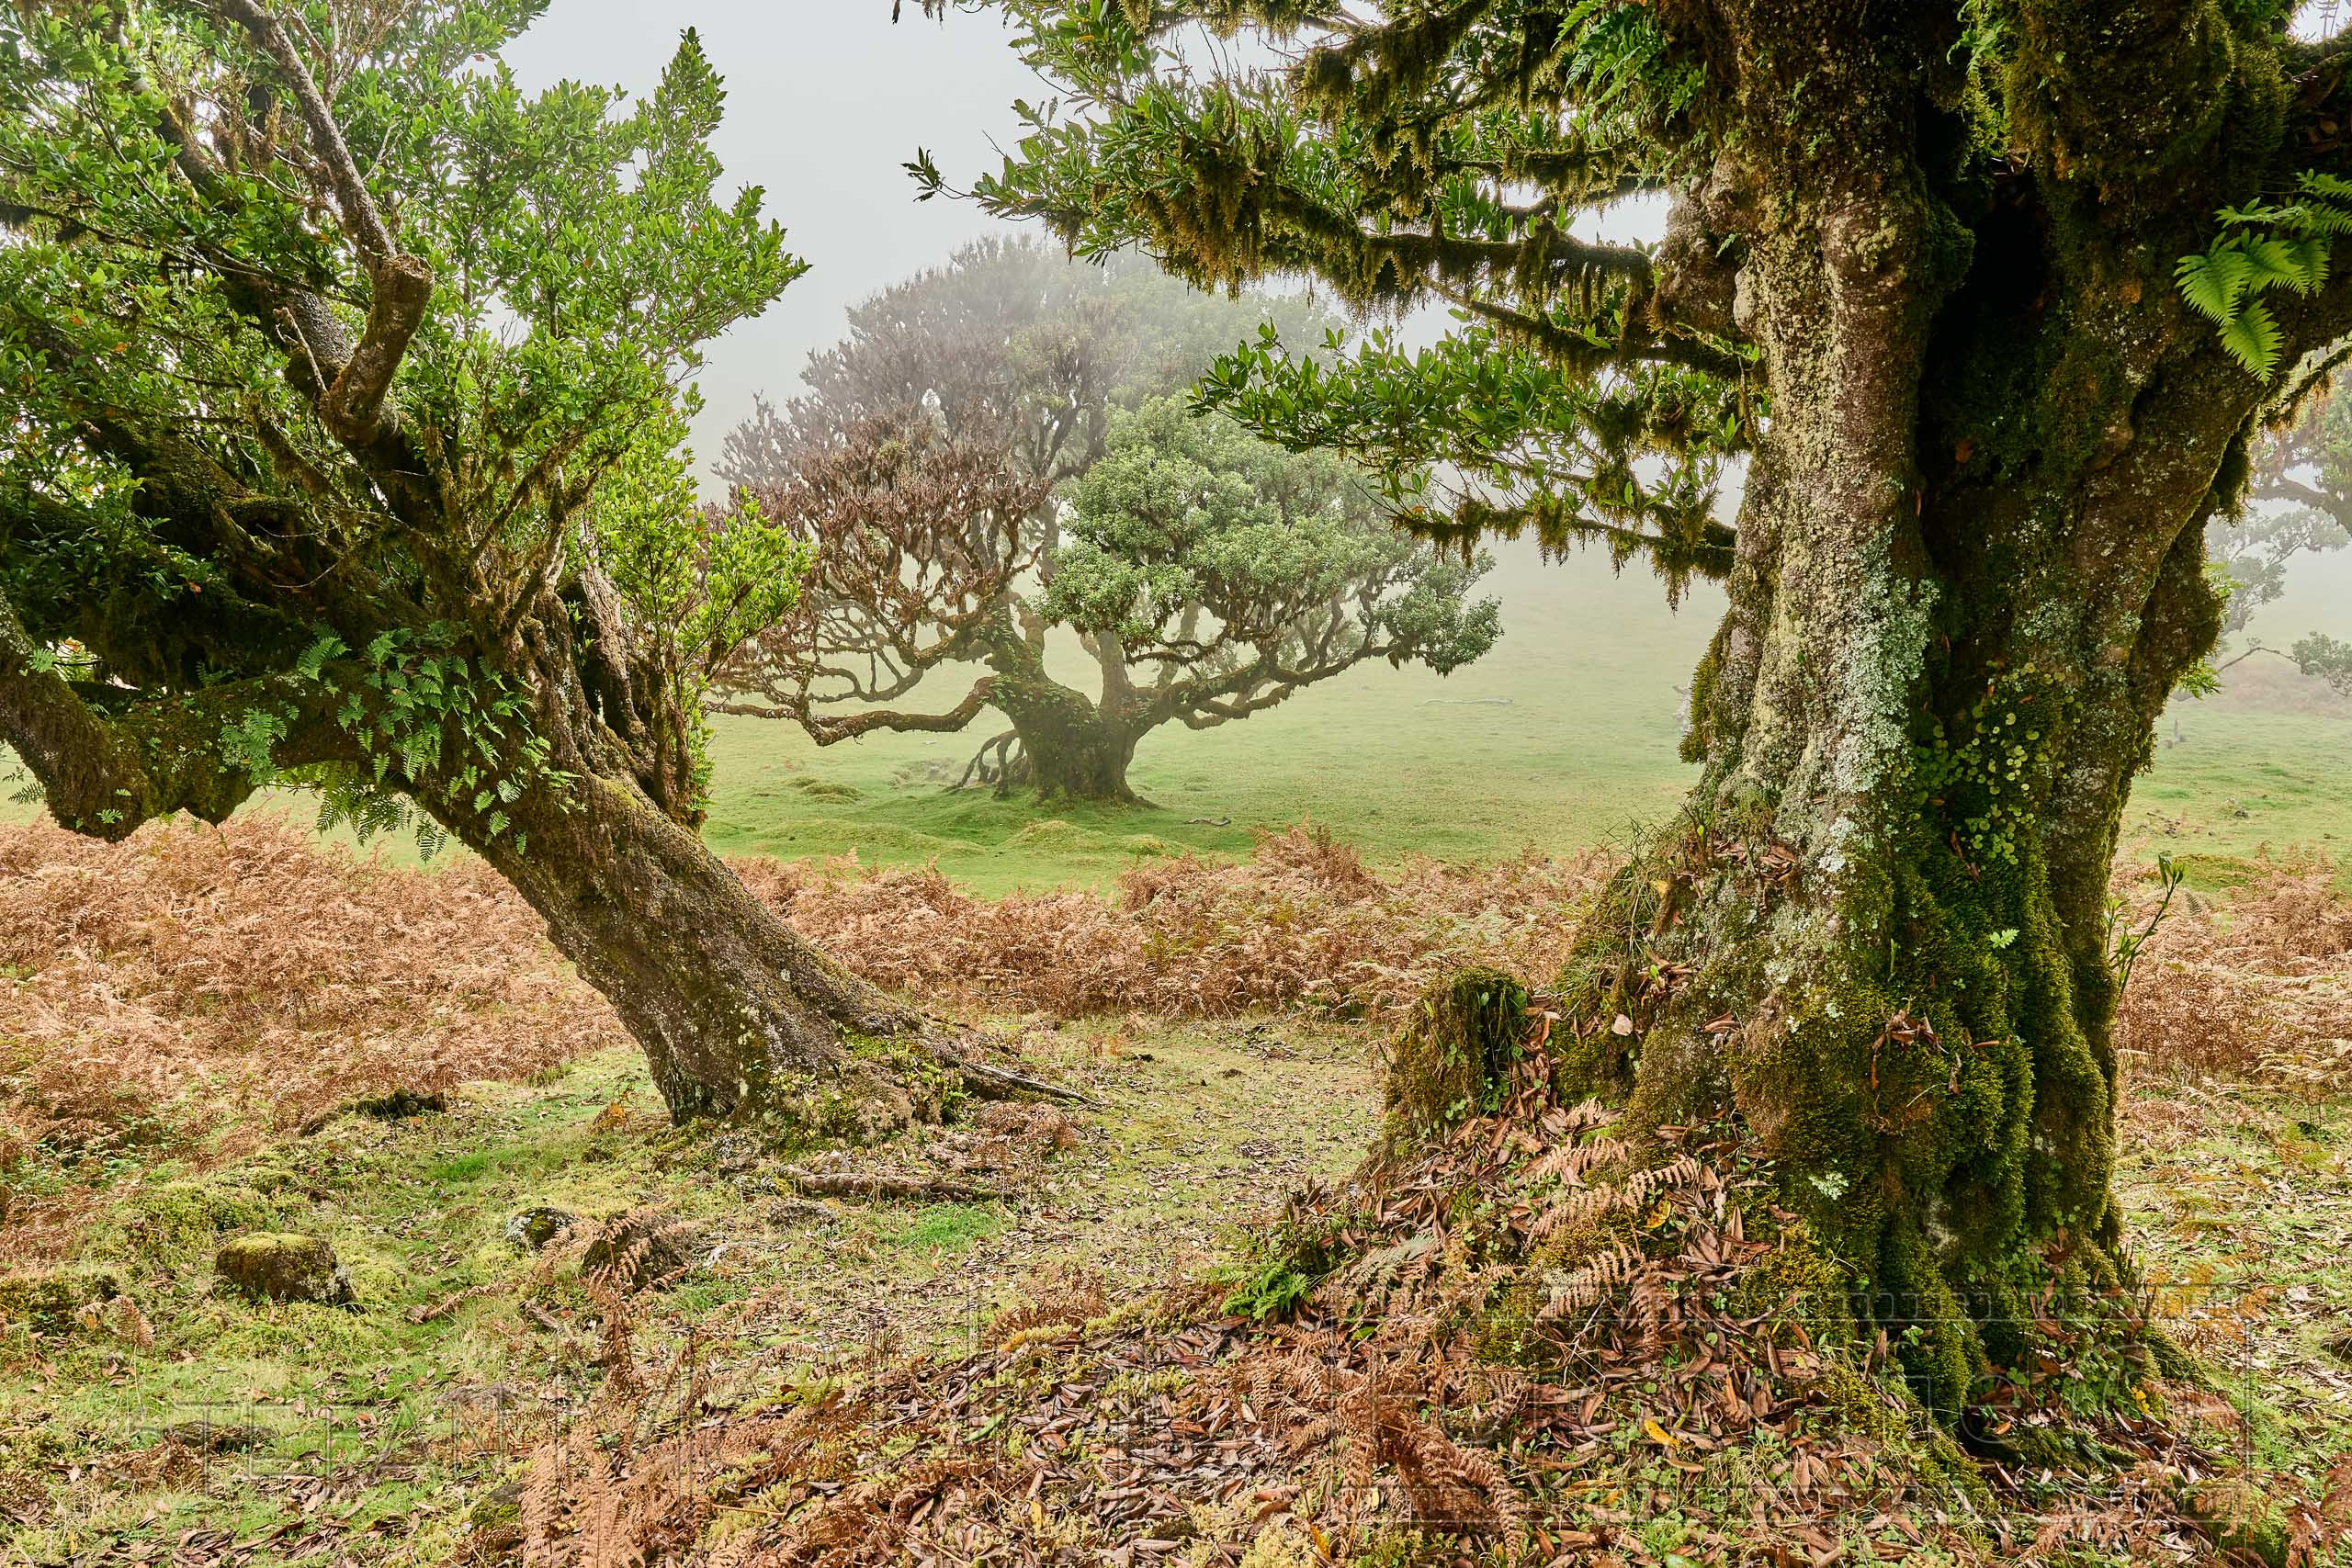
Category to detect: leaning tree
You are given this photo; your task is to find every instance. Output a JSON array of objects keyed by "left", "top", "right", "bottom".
[
  {"left": 715, "top": 238, "right": 1498, "bottom": 800},
  {"left": 920, "top": 0, "right": 2352, "bottom": 1404},
  {"left": 0, "top": 1, "right": 1054, "bottom": 1124}
]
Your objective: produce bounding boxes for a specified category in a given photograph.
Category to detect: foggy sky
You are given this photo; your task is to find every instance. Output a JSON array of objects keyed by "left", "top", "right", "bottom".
[{"left": 502, "top": 2, "right": 1038, "bottom": 485}]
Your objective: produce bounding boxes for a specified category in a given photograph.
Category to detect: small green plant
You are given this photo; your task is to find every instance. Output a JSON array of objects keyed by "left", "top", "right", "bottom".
[
  {"left": 2107, "top": 852, "right": 2186, "bottom": 995},
  {"left": 1220, "top": 1257, "right": 1317, "bottom": 1323}
]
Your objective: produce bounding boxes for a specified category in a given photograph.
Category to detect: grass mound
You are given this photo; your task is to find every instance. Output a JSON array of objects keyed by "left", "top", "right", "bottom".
[{"left": 1383, "top": 965, "right": 1530, "bottom": 1139}]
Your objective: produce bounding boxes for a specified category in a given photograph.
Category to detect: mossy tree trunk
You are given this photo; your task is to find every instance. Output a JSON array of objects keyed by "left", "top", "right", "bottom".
[
  {"left": 411, "top": 619, "right": 966, "bottom": 1124},
  {"left": 1553, "top": 19, "right": 2280, "bottom": 1416},
  {"left": 973, "top": 615, "right": 1147, "bottom": 804},
  {"left": 451, "top": 773, "right": 925, "bottom": 1122}
]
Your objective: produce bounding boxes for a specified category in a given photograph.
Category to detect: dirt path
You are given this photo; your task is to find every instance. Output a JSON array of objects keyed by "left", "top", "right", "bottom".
[{"left": 721, "top": 1021, "right": 1384, "bottom": 1361}]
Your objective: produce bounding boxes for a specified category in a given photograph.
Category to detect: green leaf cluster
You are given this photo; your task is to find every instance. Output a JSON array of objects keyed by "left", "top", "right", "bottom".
[
  {"left": 1045, "top": 396, "right": 1501, "bottom": 675},
  {"left": 0, "top": 1, "right": 806, "bottom": 844}
]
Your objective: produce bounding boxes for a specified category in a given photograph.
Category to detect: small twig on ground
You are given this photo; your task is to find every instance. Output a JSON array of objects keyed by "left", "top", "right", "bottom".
[{"left": 410, "top": 1280, "right": 509, "bottom": 1324}]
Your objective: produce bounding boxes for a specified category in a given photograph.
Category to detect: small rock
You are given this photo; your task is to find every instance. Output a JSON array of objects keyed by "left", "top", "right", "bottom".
[
  {"left": 504, "top": 1206, "right": 579, "bottom": 1251},
  {"left": 581, "top": 1214, "right": 689, "bottom": 1292},
  {"left": 731, "top": 1168, "right": 781, "bottom": 1200},
  {"left": 214, "top": 1234, "right": 357, "bottom": 1306},
  {"left": 709, "top": 1132, "right": 762, "bottom": 1174}
]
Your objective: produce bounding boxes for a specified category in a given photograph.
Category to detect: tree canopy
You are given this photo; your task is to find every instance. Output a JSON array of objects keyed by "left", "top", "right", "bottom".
[
  {"left": 1041, "top": 393, "right": 1498, "bottom": 710},
  {"left": 0, "top": 1, "right": 1052, "bottom": 1121},
  {"left": 1, "top": 0, "right": 799, "bottom": 839}
]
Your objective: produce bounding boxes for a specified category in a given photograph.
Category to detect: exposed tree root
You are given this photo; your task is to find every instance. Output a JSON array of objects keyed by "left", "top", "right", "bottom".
[
  {"left": 923, "top": 1038, "right": 1099, "bottom": 1109},
  {"left": 954, "top": 729, "right": 1029, "bottom": 795}
]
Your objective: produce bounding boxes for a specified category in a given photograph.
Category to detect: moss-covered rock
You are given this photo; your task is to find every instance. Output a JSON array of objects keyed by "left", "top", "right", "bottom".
[
  {"left": 214, "top": 1233, "right": 357, "bottom": 1306},
  {"left": 1383, "top": 965, "right": 1529, "bottom": 1140},
  {"left": 0, "top": 1266, "right": 127, "bottom": 1335},
  {"left": 503, "top": 1206, "right": 578, "bottom": 1250},
  {"left": 113, "top": 1179, "right": 277, "bottom": 1266},
  {"left": 350, "top": 1087, "right": 447, "bottom": 1121},
  {"left": 2189, "top": 1477, "right": 2293, "bottom": 1568}
]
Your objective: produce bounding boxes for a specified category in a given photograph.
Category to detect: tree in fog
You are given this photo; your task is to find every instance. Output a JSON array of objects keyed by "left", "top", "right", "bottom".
[{"left": 712, "top": 238, "right": 1498, "bottom": 801}]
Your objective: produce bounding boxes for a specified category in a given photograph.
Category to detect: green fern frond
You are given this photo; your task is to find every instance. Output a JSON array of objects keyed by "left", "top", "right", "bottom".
[
  {"left": 2176, "top": 245, "right": 2247, "bottom": 324},
  {"left": 2177, "top": 182, "right": 2346, "bottom": 377},
  {"left": 2239, "top": 235, "right": 2319, "bottom": 294},
  {"left": 2279, "top": 234, "right": 2331, "bottom": 293},
  {"left": 2218, "top": 297, "right": 2282, "bottom": 376}
]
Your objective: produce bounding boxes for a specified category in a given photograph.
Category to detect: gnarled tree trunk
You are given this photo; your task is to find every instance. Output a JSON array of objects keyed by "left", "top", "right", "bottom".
[
  {"left": 1561, "top": 118, "right": 2245, "bottom": 1418},
  {"left": 967, "top": 618, "right": 1146, "bottom": 803},
  {"left": 407, "top": 618, "right": 1060, "bottom": 1126},
  {"left": 454, "top": 768, "right": 923, "bottom": 1122}
]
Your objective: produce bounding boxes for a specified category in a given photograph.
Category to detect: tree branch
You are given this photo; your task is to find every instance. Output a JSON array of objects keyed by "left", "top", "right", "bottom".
[
  {"left": 707, "top": 676, "right": 998, "bottom": 745},
  {"left": 0, "top": 588, "right": 354, "bottom": 840},
  {"left": 214, "top": 0, "right": 434, "bottom": 450}
]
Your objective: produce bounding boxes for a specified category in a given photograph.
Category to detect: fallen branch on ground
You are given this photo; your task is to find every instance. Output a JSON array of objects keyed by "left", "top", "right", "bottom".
[{"left": 782, "top": 1168, "right": 1014, "bottom": 1202}]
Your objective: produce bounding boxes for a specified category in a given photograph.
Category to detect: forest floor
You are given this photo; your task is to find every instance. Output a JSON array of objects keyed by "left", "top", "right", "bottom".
[
  {"left": 0, "top": 1032, "right": 2346, "bottom": 1565},
  {"left": 2, "top": 818, "right": 2350, "bottom": 1563},
  {"left": 0, "top": 1025, "right": 1379, "bottom": 1563}
]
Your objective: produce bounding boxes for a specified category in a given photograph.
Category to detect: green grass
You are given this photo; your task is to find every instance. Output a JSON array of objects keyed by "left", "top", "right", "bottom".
[
  {"left": 2126, "top": 707, "right": 2352, "bottom": 868},
  {"left": 697, "top": 538, "right": 2352, "bottom": 893},
  {"left": 881, "top": 1202, "right": 1005, "bottom": 1253},
  {"left": 699, "top": 539, "right": 1718, "bottom": 896}
]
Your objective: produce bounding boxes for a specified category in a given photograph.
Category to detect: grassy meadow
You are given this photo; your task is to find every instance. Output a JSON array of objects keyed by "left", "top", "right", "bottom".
[{"left": 699, "top": 536, "right": 2352, "bottom": 896}]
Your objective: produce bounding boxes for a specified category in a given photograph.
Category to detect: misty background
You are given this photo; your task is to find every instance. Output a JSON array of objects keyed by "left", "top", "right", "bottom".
[{"left": 501, "top": 0, "right": 2350, "bottom": 697}]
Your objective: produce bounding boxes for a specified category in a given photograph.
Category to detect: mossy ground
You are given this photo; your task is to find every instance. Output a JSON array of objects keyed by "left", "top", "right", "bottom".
[
  {"left": 2, "top": 1007, "right": 2343, "bottom": 1563},
  {"left": 0, "top": 1024, "right": 1378, "bottom": 1562}
]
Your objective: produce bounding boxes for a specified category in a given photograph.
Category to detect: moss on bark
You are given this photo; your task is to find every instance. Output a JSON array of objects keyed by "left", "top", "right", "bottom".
[{"left": 1384, "top": 966, "right": 1531, "bottom": 1141}]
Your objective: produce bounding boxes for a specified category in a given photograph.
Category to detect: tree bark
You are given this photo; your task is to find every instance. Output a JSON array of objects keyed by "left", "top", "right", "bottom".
[
  {"left": 403, "top": 620, "right": 1076, "bottom": 1126},
  {"left": 1550, "top": 88, "right": 2250, "bottom": 1418},
  {"left": 453, "top": 765, "right": 926, "bottom": 1122}
]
